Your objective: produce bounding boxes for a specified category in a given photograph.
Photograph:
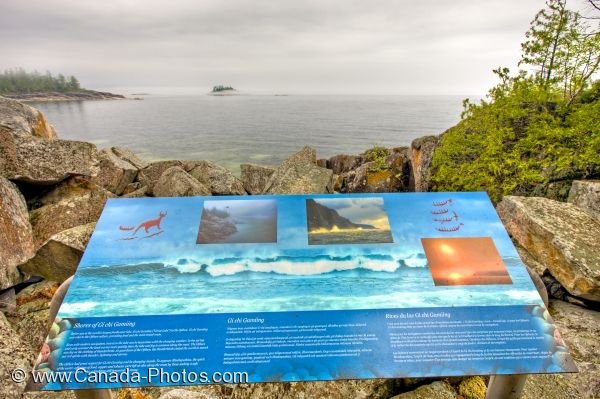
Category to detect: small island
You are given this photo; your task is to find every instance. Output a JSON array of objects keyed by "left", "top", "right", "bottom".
[
  {"left": 0, "top": 68, "right": 125, "bottom": 102},
  {"left": 208, "top": 85, "right": 239, "bottom": 96}
]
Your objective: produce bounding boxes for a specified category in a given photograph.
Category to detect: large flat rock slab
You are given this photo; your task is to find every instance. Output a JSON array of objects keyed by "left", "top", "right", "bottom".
[
  {"left": 0, "top": 133, "right": 99, "bottom": 185},
  {"left": 0, "top": 177, "right": 34, "bottom": 289},
  {"left": 497, "top": 196, "right": 600, "bottom": 301},
  {"left": 111, "top": 146, "right": 149, "bottom": 169}
]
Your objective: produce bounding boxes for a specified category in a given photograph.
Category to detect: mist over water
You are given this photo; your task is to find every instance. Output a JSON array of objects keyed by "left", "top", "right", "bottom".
[{"left": 32, "top": 94, "right": 475, "bottom": 171}]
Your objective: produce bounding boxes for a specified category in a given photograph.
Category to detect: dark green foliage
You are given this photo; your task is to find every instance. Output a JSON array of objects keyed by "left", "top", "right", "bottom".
[
  {"left": 212, "top": 85, "right": 234, "bottom": 92},
  {"left": 430, "top": 0, "right": 599, "bottom": 202},
  {"left": 364, "top": 146, "right": 390, "bottom": 172},
  {"left": 432, "top": 80, "right": 599, "bottom": 202},
  {"left": 0, "top": 68, "right": 82, "bottom": 94}
]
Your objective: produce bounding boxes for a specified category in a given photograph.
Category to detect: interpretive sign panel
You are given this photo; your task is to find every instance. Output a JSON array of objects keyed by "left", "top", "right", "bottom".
[{"left": 30, "top": 192, "right": 577, "bottom": 390}]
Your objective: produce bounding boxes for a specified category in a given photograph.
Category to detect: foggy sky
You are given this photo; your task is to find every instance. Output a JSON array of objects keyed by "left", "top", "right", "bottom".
[{"left": 0, "top": 1, "right": 585, "bottom": 94}]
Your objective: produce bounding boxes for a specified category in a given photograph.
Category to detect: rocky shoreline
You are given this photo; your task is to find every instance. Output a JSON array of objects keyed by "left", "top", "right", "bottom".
[
  {"left": 1, "top": 95, "right": 599, "bottom": 399},
  {"left": 3, "top": 89, "right": 127, "bottom": 103}
]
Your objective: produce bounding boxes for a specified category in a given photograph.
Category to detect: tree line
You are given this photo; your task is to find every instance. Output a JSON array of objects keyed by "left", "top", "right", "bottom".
[
  {"left": 212, "top": 85, "right": 234, "bottom": 92},
  {"left": 0, "top": 68, "right": 81, "bottom": 94}
]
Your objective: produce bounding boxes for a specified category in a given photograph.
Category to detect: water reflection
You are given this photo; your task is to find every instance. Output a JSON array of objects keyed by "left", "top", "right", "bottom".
[{"left": 33, "top": 95, "right": 470, "bottom": 169}]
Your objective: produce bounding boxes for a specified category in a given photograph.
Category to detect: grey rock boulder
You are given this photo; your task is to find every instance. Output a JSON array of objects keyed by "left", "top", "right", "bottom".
[
  {"left": 263, "top": 146, "right": 334, "bottom": 194},
  {"left": 568, "top": 180, "right": 600, "bottom": 220},
  {"left": 345, "top": 162, "right": 404, "bottom": 193},
  {"left": 122, "top": 185, "right": 149, "bottom": 198},
  {"left": 0, "top": 312, "right": 34, "bottom": 399},
  {"left": 0, "top": 177, "right": 35, "bottom": 289},
  {"left": 122, "top": 182, "right": 143, "bottom": 195},
  {"left": 228, "top": 379, "right": 399, "bottom": 399},
  {"left": 497, "top": 196, "right": 600, "bottom": 301},
  {"left": 409, "top": 135, "right": 439, "bottom": 192},
  {"left": 111, "top": 146, "right": 149, "bottom": 169},
  {"left": 0, "top": 133, "right": 99, "bottom": 185},
  {"left": 336, "top": 147, "right": 409, "bottom": 193},
  {"left": 159, "top": 388, "right": 222, "bottom": 399},
  {"left": 240, "top": 163, "right": 275, "bottom": 194},
  {"left": 390, "top": 381, "right": 457, "bottom": 399},
  {"left": 92, "top": 149, "right": 138, "bottom": 195},
  {"left": 8, "top": 280, "right": 59, "bottom": 352},
  {"left": 20, "top": 223, "right": 96, "bottom": 282},
  {"left": 326, "top": 154, "right": 363, "bottom": 175},
  {"left": 137, "top": 160, "right": 183, "bottom": 193},
  {"left": 188, "top": 161, "right": 246, "bottom": 195},
  {"left": 30, "top": 179, "right": 114, "bottom": 248},
  {"left": 153, "top": 166, "right": 211, "bottom": 197},
  {"left": 0, "top": 96, "right": 57, "bottom": 139}
]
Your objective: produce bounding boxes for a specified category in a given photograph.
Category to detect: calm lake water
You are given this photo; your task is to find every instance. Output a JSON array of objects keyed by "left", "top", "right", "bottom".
[{"left": 33, "top": 94, "right": 473, "bottom": 171}]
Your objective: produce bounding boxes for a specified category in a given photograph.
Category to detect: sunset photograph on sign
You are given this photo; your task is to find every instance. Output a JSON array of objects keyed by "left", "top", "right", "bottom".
[{"left": 422, "top": 237, "right": 512, "bottom": 286}]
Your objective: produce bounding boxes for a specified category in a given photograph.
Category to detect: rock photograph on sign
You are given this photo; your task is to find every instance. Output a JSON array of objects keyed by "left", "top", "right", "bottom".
[{"left": 197, "top": 199, "right": 277, "bottom": 244}]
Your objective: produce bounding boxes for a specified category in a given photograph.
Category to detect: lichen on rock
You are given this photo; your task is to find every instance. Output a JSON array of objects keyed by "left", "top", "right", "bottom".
[
  {"left": 0, "top": 177, "right": 35, "bottom": 289},
  {"left": 497, "top": 196, "right": 600, "bottom": 301}
]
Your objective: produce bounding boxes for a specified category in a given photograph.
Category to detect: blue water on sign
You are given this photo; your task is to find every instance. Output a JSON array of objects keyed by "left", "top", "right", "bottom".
[{"left": 60, "top": 256, "right": 539, "bottom": 317}]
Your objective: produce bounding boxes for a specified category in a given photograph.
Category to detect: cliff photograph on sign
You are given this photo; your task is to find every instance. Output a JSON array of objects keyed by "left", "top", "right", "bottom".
[{"left": 306, "top": 197, "right": 393, "bottom": 244}]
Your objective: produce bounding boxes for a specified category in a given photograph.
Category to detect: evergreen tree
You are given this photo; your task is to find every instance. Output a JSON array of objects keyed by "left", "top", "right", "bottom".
[
  {"left": 431, "top": 0, "right": 600, "bottom": 202},
  {"left": 68, "top": 75, "right": 80, "bottom": 91},
  {"left": 520, "top": 0, "right": 600, "bottom": 101},
  {"left": 0, "top": 68, "right": 85, "bottom": 94}
]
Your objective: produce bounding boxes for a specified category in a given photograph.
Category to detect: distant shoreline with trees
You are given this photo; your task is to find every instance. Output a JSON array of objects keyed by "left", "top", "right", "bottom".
[{"left": 0, "top": 68, "right": 125, "bottom": 102}]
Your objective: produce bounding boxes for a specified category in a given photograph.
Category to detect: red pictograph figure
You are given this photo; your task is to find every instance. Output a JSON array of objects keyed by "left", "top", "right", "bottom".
[
  {"left": 433, "top": 211, "right": 460, "bottom": 223},
  {"left": 119, "top": 211, "right": 167, "bottom": 240},
  {"left": 432, "top": 199, "right": 452, "bottom": 207},
  {"left": 436, "top": 223, "right": 464, "bottom": 232},
  {"left": 431, "top": 208, "right": 449, "bottom": 215},
  {"left": 431, "top": 197, "right": 463, "bottom": 231}
]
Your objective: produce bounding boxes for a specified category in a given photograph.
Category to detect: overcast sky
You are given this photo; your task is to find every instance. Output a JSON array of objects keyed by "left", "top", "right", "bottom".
[{"left": 0, "top": 0, "right": 591, "bottom": 95}]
